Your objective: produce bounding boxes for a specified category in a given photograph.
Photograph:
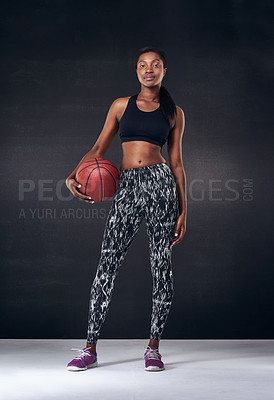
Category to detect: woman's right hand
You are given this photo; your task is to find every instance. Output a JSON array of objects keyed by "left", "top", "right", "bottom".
[{"left": 66, "top": 176, "right": 95, "bottom": 204}]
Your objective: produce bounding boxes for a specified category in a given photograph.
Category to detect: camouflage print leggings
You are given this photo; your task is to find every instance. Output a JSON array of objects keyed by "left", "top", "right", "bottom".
[{"left": 86, "top": 162, "right": 179, "bottom": 344}]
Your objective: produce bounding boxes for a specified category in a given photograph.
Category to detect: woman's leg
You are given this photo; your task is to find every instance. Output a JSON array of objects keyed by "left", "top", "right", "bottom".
[
  {"left": 143, "top": 165, "right": 179, "bottom": 345},
  {"left": 86, "top": 173, "right": 145, "bottom": 346}
]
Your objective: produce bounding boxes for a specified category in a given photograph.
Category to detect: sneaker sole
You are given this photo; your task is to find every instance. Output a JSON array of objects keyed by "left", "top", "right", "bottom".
[
  {"left": 67, "top": 361, "right": 98, "bottom": 371},
  {"left": 145, "top": 365, "right": 165, "bottom": 371}
]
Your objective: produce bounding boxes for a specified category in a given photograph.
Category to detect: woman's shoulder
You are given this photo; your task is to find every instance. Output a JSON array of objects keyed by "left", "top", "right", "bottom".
[
  {"left": 110, "top": 96, "right": 133, "bottom": 123},
  {"left": 168, "top": 105, "right": 185, "bottom": 131},
  {"left": 170, "top": 105, "right": 185, "bottom": 134},
  {"left": 112, "top": 96, "right": 132, "bottom": 106},
  {"left": 109, "top": 96, "right": 132, "bottom": 113},
  {"left": 175, "top": 105, "right": 185, "bottom": 117},
  {"left": 175, "top": 105, "right": 185, "bottom": 125}
]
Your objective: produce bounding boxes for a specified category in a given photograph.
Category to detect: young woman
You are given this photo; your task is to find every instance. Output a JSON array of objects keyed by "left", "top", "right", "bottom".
[{"left": 65, "top": 46, "right": 187, "bottom": 372}]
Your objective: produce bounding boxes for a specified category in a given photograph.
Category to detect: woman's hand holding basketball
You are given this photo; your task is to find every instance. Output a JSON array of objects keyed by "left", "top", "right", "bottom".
[{"left": 66, "top": 176, "right": 95, "bottom": 204}]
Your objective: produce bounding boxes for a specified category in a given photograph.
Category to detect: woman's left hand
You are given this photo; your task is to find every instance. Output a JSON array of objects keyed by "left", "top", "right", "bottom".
[{"left": 171, "top": 214, "right": 186, "bottom": 246}]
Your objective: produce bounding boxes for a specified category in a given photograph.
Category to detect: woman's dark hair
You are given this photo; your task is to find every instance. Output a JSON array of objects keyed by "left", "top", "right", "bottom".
[{"left": 134, "top": 46, "right": 177, "bottom": 122}]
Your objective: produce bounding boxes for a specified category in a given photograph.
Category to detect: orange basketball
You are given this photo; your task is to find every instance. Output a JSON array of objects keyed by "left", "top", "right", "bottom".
[{"left": 75, "top": 158, "right": 120, "bottom": 202}]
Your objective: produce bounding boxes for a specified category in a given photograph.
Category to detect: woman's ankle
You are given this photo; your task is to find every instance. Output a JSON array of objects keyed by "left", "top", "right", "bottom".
[
  {"left": 86, "top": 343, "right": 97, "bottom": 354},
  {"left": 148, "top": 338, "right": 160, "bottom": 349}
]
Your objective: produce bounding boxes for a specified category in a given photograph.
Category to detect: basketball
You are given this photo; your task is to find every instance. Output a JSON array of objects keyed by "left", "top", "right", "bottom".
[{"left": 75, "top": 158, "right": 120, "bottom": 202}]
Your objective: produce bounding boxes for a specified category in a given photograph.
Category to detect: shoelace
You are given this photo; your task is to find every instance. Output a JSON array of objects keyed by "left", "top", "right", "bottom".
[
  {"left": 144, "top": 346, "right": 161, "bottom": 360},
  {"left": 70, "top": 348, "right": 95, "bottom": 360}
]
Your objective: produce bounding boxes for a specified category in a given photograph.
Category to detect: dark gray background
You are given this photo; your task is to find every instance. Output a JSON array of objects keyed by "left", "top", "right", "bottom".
[{"left": 1, "top": 0, "right": 273, "bottom": 340}]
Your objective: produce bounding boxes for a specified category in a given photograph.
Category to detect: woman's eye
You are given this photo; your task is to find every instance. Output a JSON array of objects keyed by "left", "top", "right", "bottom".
[{"left": 138, "top": 63, "right": 160, "bottom": 69}]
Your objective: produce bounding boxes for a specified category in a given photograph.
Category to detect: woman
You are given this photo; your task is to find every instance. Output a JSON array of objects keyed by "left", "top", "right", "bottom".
[{"left": 65, "top": 46, "right": 187, "bottom": 372}]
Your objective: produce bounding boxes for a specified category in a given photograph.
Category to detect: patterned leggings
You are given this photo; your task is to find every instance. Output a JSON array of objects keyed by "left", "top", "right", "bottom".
[{"left": 86, "top": 162, "right": 179, "bottom": 344}]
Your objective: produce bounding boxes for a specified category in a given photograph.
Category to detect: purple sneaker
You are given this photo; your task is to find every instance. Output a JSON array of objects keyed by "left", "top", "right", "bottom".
[
  {"left": 67, "top": 347, "right": 98, "bottom": 371},
  {"left": 144, "top": 345, "right": 165, "bottom": 371}
]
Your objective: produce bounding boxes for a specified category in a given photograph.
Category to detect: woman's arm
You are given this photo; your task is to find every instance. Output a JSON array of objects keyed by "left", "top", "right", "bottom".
[
  {"left": 167, "top": 106, "right": 187, "bottom": 244},
  {"left": 66, "top": 98, "right": 121, "bottom": 203}
]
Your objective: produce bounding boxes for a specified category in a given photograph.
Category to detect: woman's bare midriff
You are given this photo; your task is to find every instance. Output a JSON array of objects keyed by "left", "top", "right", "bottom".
[{"left": 119, "top": 141, "right": 167, "bottom": 171}]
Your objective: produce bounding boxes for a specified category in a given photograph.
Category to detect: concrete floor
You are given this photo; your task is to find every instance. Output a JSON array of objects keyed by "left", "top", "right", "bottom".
[{"left": 0, "top": 339, "right": 273, "bottom": 400}]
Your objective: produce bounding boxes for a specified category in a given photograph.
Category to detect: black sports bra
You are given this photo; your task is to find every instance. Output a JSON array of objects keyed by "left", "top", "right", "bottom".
[{"left": 118, "top": 94, "right": 171, "bottom": 147}]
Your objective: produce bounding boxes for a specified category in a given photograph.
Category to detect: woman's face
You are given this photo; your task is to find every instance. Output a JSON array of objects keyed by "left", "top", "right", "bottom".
[{"left": 136, "top": 52, "right": 166, "bottom": 87}]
